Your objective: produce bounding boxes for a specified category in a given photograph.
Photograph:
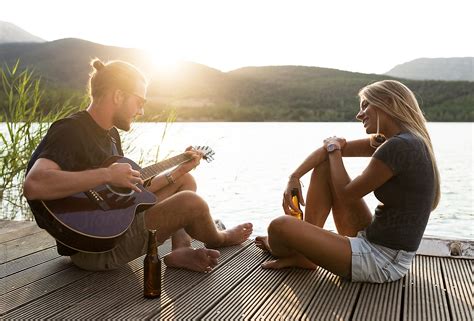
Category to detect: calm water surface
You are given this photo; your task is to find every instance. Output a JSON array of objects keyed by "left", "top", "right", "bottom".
[
  {"left": 1, "top": 122, "right": 472, "bottom": 240},
  {"left": 126, "top": 122, "right": 473, "bottom": 240}
]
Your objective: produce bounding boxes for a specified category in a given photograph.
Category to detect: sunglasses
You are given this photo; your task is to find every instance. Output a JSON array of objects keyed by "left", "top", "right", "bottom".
[
  {"left": 127, "top": 92, "right": 147, "bottom": 106},
  {"left": 119, "top": 88, "right": 147, "bottom": 106}
]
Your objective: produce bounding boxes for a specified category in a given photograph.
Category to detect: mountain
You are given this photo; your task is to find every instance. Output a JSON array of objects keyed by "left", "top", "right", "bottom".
[
  {"left": 0, "top": 21, "right": 44, "bottom": 43},
  {"left": 0, "top": 38, "right": 152, "bottom": 88},
  {"left": 385, "top": 57, "right": 474, "bottom": 81},
  {"left": 1, "top": 39, "right": 473, "bottom": 121}
]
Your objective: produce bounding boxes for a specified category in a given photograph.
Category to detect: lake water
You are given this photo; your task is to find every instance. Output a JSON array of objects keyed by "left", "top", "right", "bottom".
[
  {"left": 1, "top": 122, "right": 472, "bottom": 240},
  {"left": 124, "top": 122, "right": 473, "bottom": 240}
]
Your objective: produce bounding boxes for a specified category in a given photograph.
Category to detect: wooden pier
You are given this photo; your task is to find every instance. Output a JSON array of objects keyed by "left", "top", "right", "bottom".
[{"left": 1, "top": 220, "right": 472, "bottom": 320}]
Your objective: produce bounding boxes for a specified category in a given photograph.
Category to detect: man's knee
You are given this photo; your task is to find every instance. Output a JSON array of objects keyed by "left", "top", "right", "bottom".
[
  {"left": 177, "top": 173, "right": 197, "bottom": 190},
  {"left": 175, "top": 190, "right": 209, "bottom": 215}
]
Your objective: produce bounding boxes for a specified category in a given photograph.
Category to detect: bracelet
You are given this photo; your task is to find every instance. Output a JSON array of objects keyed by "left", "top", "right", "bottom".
[
  {"left": 165, "top": 172, "right": 175, "bottom": 185},
  {"left": 289, "top": 175, "right": 304, "bottom": 187}
]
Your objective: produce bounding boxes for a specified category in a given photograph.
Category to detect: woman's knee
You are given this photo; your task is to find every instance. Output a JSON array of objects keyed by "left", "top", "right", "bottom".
[
  {"left": 311, "top": 160, "right": 330, "bottom": 180},
  {"left": 268, "top": 215, "right": 295, "bottom": 237}
]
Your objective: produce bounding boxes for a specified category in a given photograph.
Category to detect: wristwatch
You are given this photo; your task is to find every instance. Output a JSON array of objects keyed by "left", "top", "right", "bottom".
[{"left": 326, "top": 143, "right": 340, "bottom": 153}]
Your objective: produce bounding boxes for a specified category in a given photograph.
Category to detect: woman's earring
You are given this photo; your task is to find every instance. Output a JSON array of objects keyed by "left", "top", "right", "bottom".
[
  {"left": 370, "top": 133, "right": 386, "bottom": 148},
  {"left": 370, "top": 111, "right": 386, "bottom": 148}
]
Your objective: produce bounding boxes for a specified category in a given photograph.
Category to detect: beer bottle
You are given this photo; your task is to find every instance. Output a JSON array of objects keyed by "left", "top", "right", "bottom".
[
  {"left": 288, "top": 188, "right": 303, "bottom": 220},
  {"left": 144, "top": 229, "right": 161, "bottom": 298}
]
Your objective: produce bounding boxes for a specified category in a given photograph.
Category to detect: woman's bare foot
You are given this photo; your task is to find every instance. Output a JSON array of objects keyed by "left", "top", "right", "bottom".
[
  {"left": 163, "top": 247, "right": 220, "bottom": 272},
  {"left": 255, "top": 236, "right": 270, "bottom": 252},
  {"left": 207, "top": 223, "right": 253, "bottom": 248},
  {"left": 261, "top": 254, "right": 317, "bottom": 270}
]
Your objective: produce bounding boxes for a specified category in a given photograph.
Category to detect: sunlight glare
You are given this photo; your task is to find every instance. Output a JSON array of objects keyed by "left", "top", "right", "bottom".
[{"left": 147, "top": 48, "right": 181, "bottom": 75}]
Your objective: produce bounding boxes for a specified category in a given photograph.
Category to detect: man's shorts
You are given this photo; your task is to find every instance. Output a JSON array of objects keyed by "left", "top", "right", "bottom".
[
  {"left": 348, "top": 231, "right": 416, "bottom": 283},
  {"left": 70, "top": 211, "right": 149, "bottom": 271}
]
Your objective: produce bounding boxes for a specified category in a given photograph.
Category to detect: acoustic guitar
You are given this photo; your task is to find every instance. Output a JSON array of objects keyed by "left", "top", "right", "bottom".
[{"left": 39, "top": 146, "right": 215, "bottom": 253}]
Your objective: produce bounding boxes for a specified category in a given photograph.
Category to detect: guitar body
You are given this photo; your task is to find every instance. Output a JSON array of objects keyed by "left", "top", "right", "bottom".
[{"left": 41, "top": 156, "right": 157, "bottom": 253}]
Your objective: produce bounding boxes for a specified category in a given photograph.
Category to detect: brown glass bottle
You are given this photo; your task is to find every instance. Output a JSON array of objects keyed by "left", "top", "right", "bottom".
[
  {"left": 144, "top": 229, "right": 161, "bottom": 298},
  {"left": 288, "top": 188, "right": 303, "bottom": 220}
]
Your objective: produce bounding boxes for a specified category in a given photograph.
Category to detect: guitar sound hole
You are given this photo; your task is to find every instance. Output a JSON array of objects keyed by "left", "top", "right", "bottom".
[{"left": 106, "top": 185, "right": 135, "bottom": 196}]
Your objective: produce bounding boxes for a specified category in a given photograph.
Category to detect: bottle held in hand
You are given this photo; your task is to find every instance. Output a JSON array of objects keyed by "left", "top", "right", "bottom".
[
  {"left": 289, "top": 188, "right": 303, "bottom": 220},
  {"left": 144, "top": 229, "right": 161, "bottom": 298}
]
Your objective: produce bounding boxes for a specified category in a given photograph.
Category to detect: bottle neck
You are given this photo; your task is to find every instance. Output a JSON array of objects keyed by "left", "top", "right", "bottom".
[{"left": 147, "top": 230, "right": 158, "bottom": 255}]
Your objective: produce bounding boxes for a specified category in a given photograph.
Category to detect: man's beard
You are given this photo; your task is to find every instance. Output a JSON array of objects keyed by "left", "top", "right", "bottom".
[{"left": 113, "top": 105, "right": 131, "bottom": 131}]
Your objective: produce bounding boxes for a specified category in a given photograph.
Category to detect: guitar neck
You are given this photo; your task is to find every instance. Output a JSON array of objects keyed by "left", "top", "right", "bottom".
[{"left": 140, "top": 153, "right": 191, "bottom": 181}]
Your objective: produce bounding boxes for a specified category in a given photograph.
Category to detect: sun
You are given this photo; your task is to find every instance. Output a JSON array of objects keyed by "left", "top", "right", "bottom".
[{"left": 146, "top": 48, "right": 181, "bottom": 75}]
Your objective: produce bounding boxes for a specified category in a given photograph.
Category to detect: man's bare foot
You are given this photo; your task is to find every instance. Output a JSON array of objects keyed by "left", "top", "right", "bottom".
[
  {"left": 207, "top": 223, "right": 253, "bottom": 248},
  {"left": 261, "top": 254, "right": 317, "bottom": 270},
  {"left": 255, "top": 236, "right": 270, "bottom": 252},
  {"left": 163, "top": 247, "right": 220, "bottom": 272}
]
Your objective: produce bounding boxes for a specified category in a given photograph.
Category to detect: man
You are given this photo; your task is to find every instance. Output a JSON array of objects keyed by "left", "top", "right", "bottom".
[{"left": 23, "top": 59, "right": 252, "bottom": 272}]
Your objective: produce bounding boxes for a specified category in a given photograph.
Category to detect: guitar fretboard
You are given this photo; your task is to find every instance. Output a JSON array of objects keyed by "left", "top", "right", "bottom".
[{"left": 139, "top": 153, "right": 192, "bottom": 181}]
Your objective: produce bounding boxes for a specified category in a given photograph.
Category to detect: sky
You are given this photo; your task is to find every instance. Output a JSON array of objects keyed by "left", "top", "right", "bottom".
[{"left": 1, "top": 0, "right": 473, "bottom": 74}]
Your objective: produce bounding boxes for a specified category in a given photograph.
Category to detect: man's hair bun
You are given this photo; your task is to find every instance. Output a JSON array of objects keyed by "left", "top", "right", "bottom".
[{"left": 92, "top": 59, "right": 105, "bottom": 71}]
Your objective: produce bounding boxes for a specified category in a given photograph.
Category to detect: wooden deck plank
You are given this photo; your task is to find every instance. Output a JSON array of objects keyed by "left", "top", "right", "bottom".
[
  {"left": 0, "top": 247, "right": 59, "bottom": 278},
  {"left": 155, "top": 243, "right": 269, "bottom": 320},
  {"left": 106, "top": 241, "right": 253, "bottom": 320},
  {"left": 352, "top": 279, "right": 404, "bottom": 321},
  {"left": 0, "top": 220, "right": 42, "bottom": 244},
  {"left": 3, "top": 256, "right": 145, "bottom": 319},
  {"left": 404, "top": 255, "right": 450, "bottom": 321},
  {"left": 201, "top": 261, "right": 290, "bottom": 320},
  {"left": 247, "top": 266, "right": 328, "bottom": 320},
  {"left": 2, "top": 241, "right": 172, "bottom": 319},
  {"left": 442, "top": 258, "right": 473, "bottom": 321},
  {"left": 2, "top": 256, "right": 72, "bottom": 295},
  {"left": 301, "top": 270, "right": 361, "bottom": 321},
  {"left": 47, "top": 241, "right": 251, "bottom": 320},
  {"left": 1, "top": 265, "right": 93, "bottom": 314},
  {"left": 74, "top": 241, "right": 249, "bottom": 320},
  {"left": 1, "top": 229, "right": 56, "bottom": 264},
  {"left": 1, "top": 220, "right": 473, "bottom": 321}
]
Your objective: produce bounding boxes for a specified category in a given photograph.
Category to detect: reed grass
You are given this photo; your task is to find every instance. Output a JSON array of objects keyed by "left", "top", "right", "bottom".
[{"left": 0, "top": 61, "right": 81, "bottom": 219}]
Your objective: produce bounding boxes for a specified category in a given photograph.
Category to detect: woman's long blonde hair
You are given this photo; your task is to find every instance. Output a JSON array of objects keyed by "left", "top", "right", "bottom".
[{"left": 358, "top": 80, "right": 440, "bottom": 210}]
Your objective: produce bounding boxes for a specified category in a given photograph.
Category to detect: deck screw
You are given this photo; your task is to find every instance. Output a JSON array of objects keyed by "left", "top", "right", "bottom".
[{"left": 449, "top": 242, "right": 462, "bottom": 256}]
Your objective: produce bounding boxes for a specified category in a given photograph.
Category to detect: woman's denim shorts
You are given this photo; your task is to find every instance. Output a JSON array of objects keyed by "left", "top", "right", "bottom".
[{"left": 348, "top": 231, "right": 416, "bottom": 283}]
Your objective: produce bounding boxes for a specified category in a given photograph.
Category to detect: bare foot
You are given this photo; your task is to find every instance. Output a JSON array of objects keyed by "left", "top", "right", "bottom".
[
  {"left": 163, "top": 247, "right": 220, "bottom": 272},
  {"left": 207, "top": 223, "right": 253, "bottom": 248},
  {"left": 255, "top": 236, "right": 270, "bottom": 252},
  {"left": 261, "top": 254, "right": 317, "bottom": 270}
]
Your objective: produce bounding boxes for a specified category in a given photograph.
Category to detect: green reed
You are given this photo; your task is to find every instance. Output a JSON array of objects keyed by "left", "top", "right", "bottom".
[{"left": 0, "top": 61, "right": 80, "bottom": 219}]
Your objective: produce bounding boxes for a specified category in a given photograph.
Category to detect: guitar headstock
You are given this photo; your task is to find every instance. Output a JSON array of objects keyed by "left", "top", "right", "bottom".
[{"left": 193, "top": 145, "right": 215, "bottom": 163}]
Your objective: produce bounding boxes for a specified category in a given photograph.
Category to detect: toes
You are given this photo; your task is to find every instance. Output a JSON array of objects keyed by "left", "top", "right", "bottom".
[
  {"left": 262, "top": 257, "right": 296, "bottom": 269},
  {"left": 210, "top": 258, "right": 219, "bottom": 266},
  {"left": 206, "top": 249, "right": 221, "bottom": 258},
  {"left": 242, "top": 223, "right": 253, "bottom": 230},
  {"left": 261, "top": 260, "right": 284, "bottom": 269}
]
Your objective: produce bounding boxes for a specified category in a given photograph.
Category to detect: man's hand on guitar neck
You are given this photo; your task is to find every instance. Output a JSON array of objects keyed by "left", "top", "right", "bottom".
[
  {"left": 106, "top": 163, "right": 143, "bottom": 193},
  {"left": 144, "top": 146, "right": 204, "bottom": 194},
  {"left": 177, "top": 146, "right": 204, "bottom": 174}
]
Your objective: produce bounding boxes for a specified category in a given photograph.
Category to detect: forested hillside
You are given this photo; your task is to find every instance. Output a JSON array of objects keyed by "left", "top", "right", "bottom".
[{"left": 1, "top": 39, "right": 473, "bottom": 121}]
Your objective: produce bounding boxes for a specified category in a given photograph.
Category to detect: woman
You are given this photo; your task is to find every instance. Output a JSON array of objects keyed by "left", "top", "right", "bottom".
[{"left": 256, "top": 80, "right": 440, "bottom": 283}]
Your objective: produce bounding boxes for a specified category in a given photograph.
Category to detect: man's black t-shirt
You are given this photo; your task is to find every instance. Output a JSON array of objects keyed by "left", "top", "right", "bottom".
[{"left": 26, "top": 111, "right": 123, "bottom": 255}]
